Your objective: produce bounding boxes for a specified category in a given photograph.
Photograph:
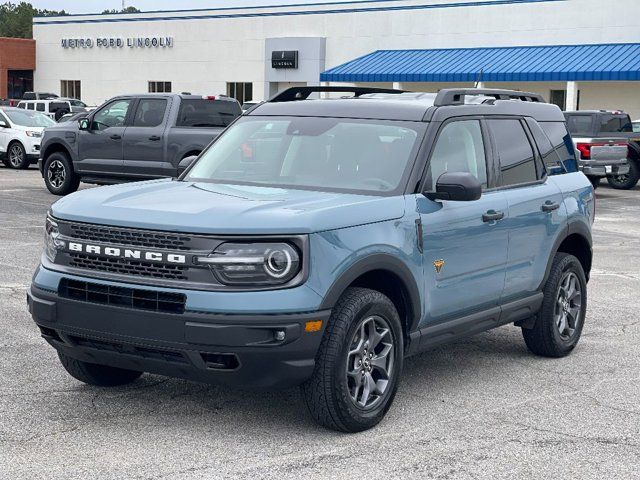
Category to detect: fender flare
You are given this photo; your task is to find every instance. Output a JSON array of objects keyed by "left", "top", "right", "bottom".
[
  {"left": 539, "top": 220, "right": 593, "bottom": 289},
  {"left": 319, "top": 253, "right": 422, "bottom": 333}
]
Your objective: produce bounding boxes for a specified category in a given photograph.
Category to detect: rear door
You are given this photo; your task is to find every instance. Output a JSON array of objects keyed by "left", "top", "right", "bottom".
[
  {"left": 122, "top": 97, "right": 171, "bottom": 178},
  {"left": 487, "top": 118, "right": 565, "bottom": 300},
  {"left": 77, "top": 97, "right": 134, "bottom": 176}
]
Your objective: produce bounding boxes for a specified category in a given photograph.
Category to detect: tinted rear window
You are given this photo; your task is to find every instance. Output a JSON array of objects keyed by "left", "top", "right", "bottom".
[
  {"left": 565, "top": 114, "right": 593, "bottom": 135},
  {"left": 487, "top": 119, "right": 539, "bottom": 186},
  {"left": 176, "top": 99, "right": 241, "bottom": 128},
  {"left": 539, "top": 121, "right": 578, "bottom": 173},
  {"left": 600, "top": 114, "right": 632, "bottom": 133}
]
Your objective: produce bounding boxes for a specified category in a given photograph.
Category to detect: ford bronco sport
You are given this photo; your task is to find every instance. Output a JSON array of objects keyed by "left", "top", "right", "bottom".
[{"left": 28, "top": 87, "right": 594, "bottom": 432}]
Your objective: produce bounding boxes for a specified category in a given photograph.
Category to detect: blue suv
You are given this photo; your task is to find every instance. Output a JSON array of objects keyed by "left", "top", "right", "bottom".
[{"left": 28, "top": 87, "right": 594, "bottom": 432}]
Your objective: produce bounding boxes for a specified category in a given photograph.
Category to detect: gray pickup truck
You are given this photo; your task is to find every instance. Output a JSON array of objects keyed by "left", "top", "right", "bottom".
[
  {"left": 564, "top": 110, "right": 640, "bottom": 189},
  {"left": 39, "top": 93, "right": 242, "bottom": 195}
]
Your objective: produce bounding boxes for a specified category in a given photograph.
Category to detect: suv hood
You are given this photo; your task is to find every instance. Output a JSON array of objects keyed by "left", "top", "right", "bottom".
[{"left": 51, "top": 179, "right": 406, "bottom": 234}]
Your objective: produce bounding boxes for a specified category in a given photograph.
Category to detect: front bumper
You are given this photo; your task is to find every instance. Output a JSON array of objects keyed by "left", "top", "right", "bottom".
[{"left": 28, "top": 284, "right": 330, "bottom": 388}]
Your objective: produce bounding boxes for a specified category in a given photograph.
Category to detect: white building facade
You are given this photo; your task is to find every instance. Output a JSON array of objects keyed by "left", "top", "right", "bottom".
[{"left": 33, "top": 0, "right": 640, "bottom": 117}]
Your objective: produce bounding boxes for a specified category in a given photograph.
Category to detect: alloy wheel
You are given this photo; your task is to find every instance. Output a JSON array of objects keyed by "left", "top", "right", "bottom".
[
  {"left": 47, "top": 160, "right": 66, "bottom": 189},
  {"left": 555, "top": 271, "right": 582, "bottom": 340},
  {"left": 346, "top": 315, "right": 394, "bottom": 409},
  {"left": 9, "top": 144, "right": 24, "bottom": 167}
]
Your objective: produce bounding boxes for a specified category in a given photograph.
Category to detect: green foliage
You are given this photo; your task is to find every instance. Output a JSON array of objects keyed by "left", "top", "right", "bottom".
[
  {"left": 0, "top": 2, "right": 67, "bottom": 38},
  {"left": 102, "top": 6, "right": 141, "bottom": 14}
]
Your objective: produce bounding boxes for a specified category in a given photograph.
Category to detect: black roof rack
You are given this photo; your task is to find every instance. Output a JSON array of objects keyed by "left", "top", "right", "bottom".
[
  {"left": 269, "top": 86, "right": 405, "bottom": 102},
  {"left": 434, "top": 88, "right": 546, "bottom": 106}
]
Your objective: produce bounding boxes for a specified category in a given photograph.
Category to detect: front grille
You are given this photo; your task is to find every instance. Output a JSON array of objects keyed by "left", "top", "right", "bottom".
[
  {"left": 68, "top": 335, "right": 189, "bottom": 365},
  {"left": 69, "top": 223, "right": 192, "bottom": 251},
  {"left": 60, "top": 278, "right": 186, "bottom": 314},
  {"left": 68, "top": 253, "right": 187, "bottom": 280}
]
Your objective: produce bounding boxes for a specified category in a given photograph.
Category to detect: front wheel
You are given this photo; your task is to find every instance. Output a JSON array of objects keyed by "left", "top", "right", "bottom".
[
  {"left": 4, "top": 142, "right": 29, "bottom": 169},
  {"left": 44, "top": 152, "right": 80, "bottom": 195},
  {"left": 522, "top": 253, "right": 587, "bottom": 357},
  {"left": 607, "top": 160, "right": 640, "bottom": 190},
  {"left": 58, "top": 352, "right": 143, "bottom": 386},
  {"left": 301, "top": 287, "right": 403, "bottom": 432}
]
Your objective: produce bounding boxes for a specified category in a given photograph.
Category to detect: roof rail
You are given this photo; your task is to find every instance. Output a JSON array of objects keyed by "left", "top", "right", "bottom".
[
  {"left": 269, "top": 86, "right": 405, "bottom": 102},
  {"left": 434, "top": 88, "right": 546, "bottom": 107}
]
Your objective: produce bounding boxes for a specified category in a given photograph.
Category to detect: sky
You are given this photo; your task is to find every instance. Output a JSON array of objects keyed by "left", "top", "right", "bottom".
[{"left": 29, "top": 0, "right": 357, "bottom": 14}]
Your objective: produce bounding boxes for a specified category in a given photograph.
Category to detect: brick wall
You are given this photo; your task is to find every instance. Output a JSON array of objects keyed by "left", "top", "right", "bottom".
[{"left": 0, "top": 37, "right": 36, "bottom": 98}]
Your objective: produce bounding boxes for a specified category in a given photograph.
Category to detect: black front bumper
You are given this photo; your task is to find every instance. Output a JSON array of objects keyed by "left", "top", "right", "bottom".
[{"left": 28, "top": 285, "right": 330, "bottom": 388}]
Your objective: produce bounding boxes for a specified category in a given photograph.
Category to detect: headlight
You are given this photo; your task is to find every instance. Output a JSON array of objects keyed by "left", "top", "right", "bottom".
[
  {"left": 26, "top": 131, "right": 42, "bottom": 138},
  {"left": 44, "top": 215, "right": 64, "bottom": 262},
  {"left": 197, "top": 242, "right": 301, "bottom": 286}
]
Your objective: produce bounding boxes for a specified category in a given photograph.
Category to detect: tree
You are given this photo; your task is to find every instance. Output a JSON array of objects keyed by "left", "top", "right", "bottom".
[
  {"left": 0, "top": 2, "right": 67, "bottom": 38},
  {"left": 102, "top": 6, "right": 141, "bottom": 14}
]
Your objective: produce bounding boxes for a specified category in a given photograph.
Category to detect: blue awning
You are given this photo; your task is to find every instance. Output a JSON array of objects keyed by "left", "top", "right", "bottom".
[{"left": 320, "top": 43, "right": 640, "bottom": 83}]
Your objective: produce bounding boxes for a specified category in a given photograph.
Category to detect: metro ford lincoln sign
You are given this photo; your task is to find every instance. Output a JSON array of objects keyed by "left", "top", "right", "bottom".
[{"left": 61, "top": 37, "right": 174, "bottom": 49}]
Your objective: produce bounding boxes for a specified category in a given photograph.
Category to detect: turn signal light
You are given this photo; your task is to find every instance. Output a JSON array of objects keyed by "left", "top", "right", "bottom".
[{"left": 304, "top": 320, "right": 323, "bottom": 332}]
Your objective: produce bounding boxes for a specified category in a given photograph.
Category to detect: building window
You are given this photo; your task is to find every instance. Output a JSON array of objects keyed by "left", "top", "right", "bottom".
[
  {"left": 149, "top": 81, "right": 172, "bottom": 93},
  {"left": 227, "top": 82, "right": 253, "bottom": 103},
  {"left": 61, "top": 80, "right": 81, "bottom": 99},
  {"left": 549, "top": 90, "right": 566, "bottom": 110}
]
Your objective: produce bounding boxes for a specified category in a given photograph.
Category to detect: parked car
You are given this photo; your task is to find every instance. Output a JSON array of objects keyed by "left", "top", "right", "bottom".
[
  {"left": 17, "top": 99, "right": 79, "bottom": 121},
  {"left": 38, "top": 93, "right": 242, "bottom": 195},
  {"left": 632, "top": 119, "right": 640, "bottom": 133},
  {"left": 22, "top": 92, "right": 59, "bottom": 100},
  {"left": 564, "top": 110, "right": 640, "bottom": 189},
  {"left": 241, "top": 101, "right": 259, "bottom": 112},
  {"left": 28, "top": 87, "right": 594, "bottom": 432},
  {"left": 57, "top": 112, "right": 88, "bottom": 123},
  {"left": 0, "top": 107, "right": 56, "bottom": 169}
]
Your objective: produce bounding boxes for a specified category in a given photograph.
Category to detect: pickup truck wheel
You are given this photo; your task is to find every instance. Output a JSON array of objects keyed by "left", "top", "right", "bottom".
[
  {"left": 44, "top": 152, "right": 80, "bottom": 195},
  {"left": 522, "top": 253, "right": 587, "bottom": 358},
  {"left": 586, "top": 176, "right": 600, "bottom": 190},
  {"left": 301, "top": 287, "right": 403, "bottom": 432},
  {"left": 607, "top": 159, "right": 640, "bottom": 190},
  {"left": 58, "top": 352, "right": 143, "bottom": 387},
  {"left": 5, "top": 142, "right": 29, "bottom": 169}
]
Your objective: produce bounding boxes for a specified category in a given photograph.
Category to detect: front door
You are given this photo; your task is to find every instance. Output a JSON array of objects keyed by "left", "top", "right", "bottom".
[
  {"left": 122, "top": 97, "right": 171, "bottom": 178},
  {"left": 419, "top": 119, "right": 508, "bottom": 323},
  {"left": 77, "top": 98, "right": 134, "bottom": 176}
]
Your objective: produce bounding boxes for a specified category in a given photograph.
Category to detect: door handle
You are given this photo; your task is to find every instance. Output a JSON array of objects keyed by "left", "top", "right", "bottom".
[
  {"left": 109, "top": 134, "right": 122, "bottom": 140},
  {"left": 541, "top": 201, "right": 560, "bottom": 212},
  {"left": 148, "top": 135, "right": 161, "bottom": 141},
  {"left": 482, "top": 210, "right": 505, "bottom": 223}
]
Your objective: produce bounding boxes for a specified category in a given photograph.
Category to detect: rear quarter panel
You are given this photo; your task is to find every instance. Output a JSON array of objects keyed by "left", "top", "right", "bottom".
[{"left": 166, "top": 127, "right": 222, "bottom": 167}]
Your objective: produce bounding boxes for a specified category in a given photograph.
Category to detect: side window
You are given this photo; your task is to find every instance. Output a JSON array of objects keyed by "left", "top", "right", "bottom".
[
  {"left": 17, "top": 102, "right": 25, "bottom": 109},
  {"left": 539, "top": 122, "right": 578, "bottom": 173},
  {"left": 36, "top": 102, "right": 45, "bottom": 112},
  {"left": 26, "top": 103, "right": 34, "bottom": 111},
  {"left": 91, "top": 99, "right": 133, "bottom": 130},
  {"left": 425, "top": 120, "right": 488, "bottom": 191},
  {"left": 132, "top": 98, "right": 168, "bottom": 127},
  {"left": 487, "top": 119, "right": 537, "bottom": 186}
]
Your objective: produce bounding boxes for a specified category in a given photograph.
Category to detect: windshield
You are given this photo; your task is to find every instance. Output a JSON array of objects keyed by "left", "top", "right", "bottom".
[
  {"left": 4, "top": 109, "right": 56, "bottom": 127},
  {"left": 185, "top": 116, "right": 423, "bottom": 194}
]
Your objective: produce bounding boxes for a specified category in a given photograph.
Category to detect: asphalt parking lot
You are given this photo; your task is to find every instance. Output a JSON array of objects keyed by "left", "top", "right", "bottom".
[{"left": 1, "top": 166, "right": 639, "bottom": 480}]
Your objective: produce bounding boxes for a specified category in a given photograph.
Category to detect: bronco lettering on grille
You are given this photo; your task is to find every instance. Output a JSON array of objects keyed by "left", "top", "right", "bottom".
[{"left": 67, "top": 242, "right": 187, "bottom": 264}]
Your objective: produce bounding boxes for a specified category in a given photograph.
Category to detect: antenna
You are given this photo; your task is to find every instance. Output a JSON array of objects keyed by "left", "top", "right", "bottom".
[
  {"left": 122, "top": 0, "right": 125, "bottom": 10},
  {"left": 474, "top": 68, "right": 484, "bottom": 88}
]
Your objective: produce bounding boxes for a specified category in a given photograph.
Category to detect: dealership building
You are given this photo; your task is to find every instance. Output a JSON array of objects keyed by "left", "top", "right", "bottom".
[{"left": 31, "top": 0, "right": 640, "bottom": 118}]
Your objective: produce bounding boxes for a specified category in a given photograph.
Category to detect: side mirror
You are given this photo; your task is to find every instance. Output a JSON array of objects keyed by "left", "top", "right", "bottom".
[
  {"left": 78, "top": 118, "right": 90, "bottom": 130},
  {"left": 177, "top": 155, "right": 198, "bottom": 176},
  {"left": 0, "top": 120, "right": 8, "bottom": 128},
  {"left": 425, "top": 172, "right": 482, "bottom": 202}
]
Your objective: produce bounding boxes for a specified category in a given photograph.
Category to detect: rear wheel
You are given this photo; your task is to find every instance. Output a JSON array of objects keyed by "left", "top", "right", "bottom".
[
  {"left": 607, "top": 159, "right": 640, "bottom": 190},
  {"left": 58, "top": 352, "right": 143, "bottom": 387},
  {"left": 522, "top": 253, "right": 587, "bottom": 357},
  {"left": 4, "top": 142, "right": 29, "bottom": 169},
  {"left": 44, "top": 151, "right": 80, "bottom": 195},
  {"left": 302, "top": 287, "right": 403, "bottom": 432}
]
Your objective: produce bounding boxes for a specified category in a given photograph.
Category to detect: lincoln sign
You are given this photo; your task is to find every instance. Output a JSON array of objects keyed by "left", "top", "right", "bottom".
[{"left": 61, "top": 37, "right": 174, "bottom": 49}]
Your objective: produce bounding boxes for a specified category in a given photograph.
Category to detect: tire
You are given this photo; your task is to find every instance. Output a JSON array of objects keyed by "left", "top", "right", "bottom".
[
  {"left": 55, "top": 109, "right": 69, "bottom": 122},
  {"left": 586, "top": 175, "right": 600, "bottom": 190},
  {"left": 4, "top": 141, "right": 29, "bottom": 169},
  {"left": 522, "top": 253, "right": 587, "bottom": 358},
  {"left": 43, "top": 151, "right": 80, "bottom": 195},
  {"left": 301, "top": 287, "right": 404, "bottom": 432},
  {"left": 607, "top": 159, "right": 640, "bottom": 190},
  {"left": 58, "top": 352, "right": 143, "bottom": 387}
]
